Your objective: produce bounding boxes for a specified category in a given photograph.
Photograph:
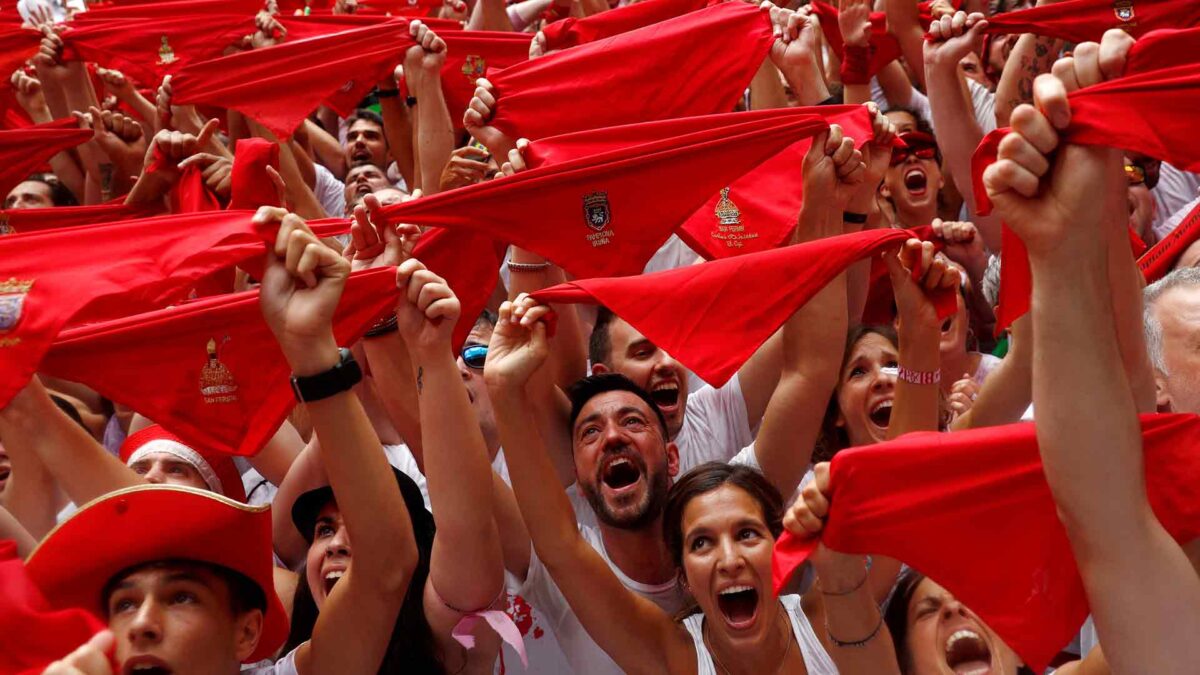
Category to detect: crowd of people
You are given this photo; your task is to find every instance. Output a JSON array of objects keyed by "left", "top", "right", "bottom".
[{"left": 1, "top": 0, "right": 1198, "bottom": 673}]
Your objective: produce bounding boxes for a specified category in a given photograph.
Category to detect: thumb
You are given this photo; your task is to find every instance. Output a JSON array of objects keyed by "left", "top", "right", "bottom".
[
  {"left": 196, "top": 117, "right": 220, "bottom": 149},
  {"left": 883, "top": 244, "right": 907, "bottom": 284}
]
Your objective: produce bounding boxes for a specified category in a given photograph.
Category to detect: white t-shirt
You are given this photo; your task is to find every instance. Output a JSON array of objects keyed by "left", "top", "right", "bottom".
[
  {"left": 244, "top": 647, "right": 297, "bottom": 674},
  {"left": 313, "top": 163, "right": 346, "bottom": 218},
  {"left": 1152, "top": 163, "right": 1200, "bottom": 241},
  {"left": 674, "top": 372, "right": 755, "bottom": 475}
]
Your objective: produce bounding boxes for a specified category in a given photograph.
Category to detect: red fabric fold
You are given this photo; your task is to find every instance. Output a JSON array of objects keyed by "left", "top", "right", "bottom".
[
  {"left": 983, "top": 0, "right": 1200, "bottom": 42},
  {"left": 43, "top": 267, "right": 400, "bottom": 457},
  {"left": 771, "top": 413, "right": 1200, "bottom": 673},
  {"left": 540, "top": 0, "right": 709, "bottom": 51},
  {"left": 531, "top": 228, "right": 955, "bottom": 387},
  {"left": 485, "top": 2, "right": 774, "bottom": 141},
  {"left": 1139, "top": 198, "right": 1200, "bottom": 282},
  {"left": 229, "top": 138, "right": 281, "bottom": 210},
  {"left": 378, "top": 112, "right": 832, "bottom": 280},
  {"left": 0, "top": 202, "right": 161, "bottom": 236},
  {"left": 810, "top": 1, "right": 948, "bottom": 79},
  {"left": 170, "top": 21, "right": 416, "bottom": 139},
  {"left": 526, "top": 106, "right": 873, "bottom": 261},
  {"left": 0, "top": 210, "right": 274, "bottom": 407},
  {"left": 410, "top": 227, "right": 506, "bottom": 351},
  {"left": 0, "top": 540, "right": 107, "bottom": 675},
  {"left": 62, "top": 15, "right": 254, "bottom": 84},
  {"left": 0, "top": 122, "right": 93, "bottom": 199},
  {"left": 73, "top": 0, "right": 264, "bottom": 20},
  {"left": 436, "top": 31, "right": 533, "bottom": 129}
]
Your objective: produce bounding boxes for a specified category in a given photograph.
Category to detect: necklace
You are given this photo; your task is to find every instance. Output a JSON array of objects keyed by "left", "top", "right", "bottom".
[{"left": 703, "top": 604, "right": 793, "bottom": 675}]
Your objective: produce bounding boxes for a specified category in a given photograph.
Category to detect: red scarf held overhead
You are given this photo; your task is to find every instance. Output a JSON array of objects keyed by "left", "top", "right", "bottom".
[
  {"left": 810, "top": 0, "right": 950, "bottom": 81},
  {"left": 531, "top": 228, "right": 956, "bottom": 387},
  {"left": 229, "top": 138, "right": 281, "bottom": 210},
  {"left": 983, "top": 0, "right": 1200, "bottom": 42},
  {"left": 61, "top": 15, "right": 254, "bottom": 84},
  {"left": 0, "top": 202, "right": 161, "bottom": 236},
  {"left": 0, "top": 541, "right": 108, "bottom": 675},
  {"left": 0, "top": 210, "right": 274, "bottom": 407},
  {"left": 170, "top": 21, "right": 417, "bottom": 139},
  {"left": 971, "top": 42, "right": 1200, "bottom": 332},
  {"left": 410, "top": 227, "right": 506, "bottom": 351},
  {"left": 1140, "top": 199, "right": 1200, "bottom": 282},
  {"left": 72, "top": 0, "right": 265, "bottom": 20},
  {"left": 772, "top": 413, "right": 1200, "bottom": 673},
  {"left": 43, "top": 267, "right": 400, "bottom": 457},
  {"left": 485, "top": 2, "right": 774, "bottom": 142},
  {"left": 0, "top": 122, "right": 93, "bottom": 199},
  {"left": 274, "top": 13, "right": 464, "bottom": 40},
  {"left": 378, "top": 112, "right": 833, "bottom": 280},
  {"left": 526, "top": 106, "right": 874, "bottom": 261},
  {"left": 540, "top": 0, "right": 709, "bottom": 51},
  {"left": 428, "top": 31, "right": 533, "bottom": 130}
]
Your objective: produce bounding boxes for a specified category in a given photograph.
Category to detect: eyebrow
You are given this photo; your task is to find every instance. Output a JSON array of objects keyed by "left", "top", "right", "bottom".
[{"left": 626, "top": 338, "right": 654, "bottom": 354}]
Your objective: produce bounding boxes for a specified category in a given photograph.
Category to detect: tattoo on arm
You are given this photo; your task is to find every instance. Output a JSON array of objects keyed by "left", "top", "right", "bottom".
[{"left": 416, "top": 366, "right": 424, "bottom": 395}]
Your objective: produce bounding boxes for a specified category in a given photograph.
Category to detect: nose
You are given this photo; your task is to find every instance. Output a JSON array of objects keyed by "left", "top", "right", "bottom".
[
  {"left": 142, "top": 464, "right": 165, "bottom": 485},
  {"left": 871, "top": 368, "right": 896, "bottom": 392},
  {"left": 940, "top": 598, "right": 968, "bottom": 621},
  {"left": 127, "top": 598, "right": 163, "bottom": 647},
  {"left": 326, "top": 525, "right": 351, "bottom": 557},
  {"left": 715, "top": 537, "right": 745, "bottom": 575}
]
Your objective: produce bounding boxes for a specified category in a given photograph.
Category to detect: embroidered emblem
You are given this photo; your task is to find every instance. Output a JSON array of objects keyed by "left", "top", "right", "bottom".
[
  {"left": 200, "top": 338, "right": 239, "bottom": 404},
  {"left": 582, "top": 191, "right": 614, "bottom": 248},
  {"left": 462, "top": 55, "right": 486, "bottom": 85},
  {"left": 1113, "top": 0, "right": 1134, "bottom": 21},
  {"left": 157, "top": 36, "right": 177, "bottom": 66},
  {"left": 710, "top": 187, "right": 758, "bottom": 249},
  {"left": 0, "top": 278, "right": 32, "bottom": 339}
]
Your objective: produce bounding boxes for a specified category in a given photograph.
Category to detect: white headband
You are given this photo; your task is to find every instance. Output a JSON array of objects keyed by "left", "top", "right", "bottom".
[{"left": 126, "top": 439, "right": 223, "bottom": 495}]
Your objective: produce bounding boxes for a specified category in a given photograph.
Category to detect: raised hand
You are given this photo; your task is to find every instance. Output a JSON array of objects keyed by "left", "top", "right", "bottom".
[
  {"left": 845, "top": 102, "right": 896, "bottom": 220},
  {"left": 484, "top": 294, "right": 553, "bottom": 391},
  {"left": 837, "top": 0, "right": 872, "bottom": 49},
  {"left": 931, "top": 217, "right": 987, "bottom": 269},
  {"left": 497, "top": 137, "right": 531, "bottom": 178},
  {"left": 82, "top": 105, "right": 147, "bottom": 177},
  {"left": 946, "top": 374, "right": 979, "bottom": 419},
  {"left": 95, "top": 68, "right": 135, "bottom": 101},
  {"left": 40, "top": 630, "right": 115, "bottom": 675},
  {"left": 765, "top": 2, "right": 821, "bottom": 73},
  {"left": 257, "top": 207, "right": 350, "bottom": 373},
  {"left": 464, "top": 78, "right": 514, "bottom": 158},
  {"left": 177, "top": 152, "right": 234, "bottom": 199},
  {"left": 394, "top": 257, "right": 460, "bottom": 353},
  {"left": 923, "top": 11, "right": 989, "bottom": 67},
  {"left": 439, "top": 144, "right": 491, "bottom": 190},
  {"left": 802, "top": 123, "right": 865, "bottom": 214},
  {"left": 347, "top": 192, "right": 422, "bottom": 271},
  {"left": 155, "top": 75, "right": 208, "bottom": 137},
  {"left": 141, "top": 117, "right": 220, "bottom": 178},
  {"left": 529, "top": 31, "right": 550, "bottom": 59},
  {"left": 404, "top": 20, "right": 447, "bottom": 83},
  {"left": 10, "top": 69, "right": 46, "bottom": 115},
  {"left": 982, "top": 30, "right": 1134, "bottom": 260},
  {"left": 887, "top": 238, "right": 961, "bottom": 328},
  {"left": 31, "top": 26, "right": 68, "bottom": 79}
]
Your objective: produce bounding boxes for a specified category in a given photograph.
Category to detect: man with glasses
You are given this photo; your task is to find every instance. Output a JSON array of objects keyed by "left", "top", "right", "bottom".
[{"left": 1126, "top": 153, "right": 1161, "bottom": 244}]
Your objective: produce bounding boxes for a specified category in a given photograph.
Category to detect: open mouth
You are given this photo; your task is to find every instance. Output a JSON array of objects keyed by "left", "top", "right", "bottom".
[
  {"left": 123, "top": 658, "right": 173, "bottom": 675},
  {"left": 601, "top": 456, "right": 642, "bottom": 491},
  {"left": 649, "top": 383, "right": 680, "bottom": 410},
  {"left": 904, "top": 168, "right": 928, "bottom": 196},
  {"left": 868, "top": 400, "right": 892, "bottom": 428},
  {"left": 716, "top": 585, "right": 759, "bottom": 629},
  {"left": 351, "top": 147, "right": 372, "bottom": 163},
  {"left": 0, "top": 467, "right": 10, "bottom": 483},
  {"left": 945, "top": 629, "right": 993, "bottom": 675},
  {"left": 354, "top": 182, "right": 372, "bottom": 197},
  {"left": 323, "top": 569, "right": 345, "bottom": 596},
  {"left": 941, "top": 316, "right": 954, "bottom": 332}
]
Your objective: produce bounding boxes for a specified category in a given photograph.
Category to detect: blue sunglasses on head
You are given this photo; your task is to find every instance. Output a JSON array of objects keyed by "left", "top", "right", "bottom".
[{"left": 462, "top": 344, "right": 488, "bottom": 369}]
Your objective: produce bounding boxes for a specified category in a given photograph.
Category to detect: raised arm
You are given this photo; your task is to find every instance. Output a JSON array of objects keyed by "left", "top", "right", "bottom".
[
  {"left": 256, "top": 209, "right": 417, "bottom": 675},
  {"left": 983, "top": 31, "right": 1200, "bottom": 673},
  {"left": 405, "top": 22, "right": 455, "bottom": 195},
  {"left": 949, "top": 313, "right": 1031, "bottom": 430},
  {"left": 765, "top": 3, "right": 831, "bottom": 107},
  {"left": 883, "top": 0, "right": 927, "bottom": 90},
  {"left": 753, "top": 121, "right": 872, "bottom": 495},
  {"left": 392, "top": 257, "right": 506, "bottom": 666},
  {"left": 993, "top": 0, "right": 1064, "bottom": 127},
  {"left": 923, "top": 11, "right": 1002, "bottom": 250},
  {"left": 484, "top": 300, "right": 690, "bottom": 675}
]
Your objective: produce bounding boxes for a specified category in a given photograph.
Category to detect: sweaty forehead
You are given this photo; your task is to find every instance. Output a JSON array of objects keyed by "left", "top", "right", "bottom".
[
  {"left": 576, "top": 390, "right": 654, "bottom": 425},
  {"left": 348, "top": 119, "right": 381, "bottom": 135}
]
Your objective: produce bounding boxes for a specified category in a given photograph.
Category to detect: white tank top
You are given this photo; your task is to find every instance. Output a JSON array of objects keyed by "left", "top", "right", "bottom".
[{"left": 682, "top": 595, "right": 838, "bottom": 675}]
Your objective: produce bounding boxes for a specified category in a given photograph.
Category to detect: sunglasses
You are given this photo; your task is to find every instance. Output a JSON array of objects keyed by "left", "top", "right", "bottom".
[
  {"left": 890, "top": 132, "right": 938, "bottom": 166},
  {"left": 1124, "top": 162, "right": 1159, "bottom": 189},
  {"left": 461, "top": 344, "right": 488, "bottom": 369}
]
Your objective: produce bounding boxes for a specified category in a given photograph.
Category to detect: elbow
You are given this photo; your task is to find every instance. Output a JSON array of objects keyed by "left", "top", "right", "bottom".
[{"left": 378, "top": 544, "right": 420, "bottom": 596}]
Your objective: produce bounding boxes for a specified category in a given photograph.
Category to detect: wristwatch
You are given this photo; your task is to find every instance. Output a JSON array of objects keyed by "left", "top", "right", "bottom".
[{"left": 290, "top": 348, "right": 362, "bottom": 403}]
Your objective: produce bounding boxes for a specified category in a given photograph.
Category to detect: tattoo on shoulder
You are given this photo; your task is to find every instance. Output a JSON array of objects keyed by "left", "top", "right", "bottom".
[{"left": 417, "top": 366, "right": 424, "bottom": 395}]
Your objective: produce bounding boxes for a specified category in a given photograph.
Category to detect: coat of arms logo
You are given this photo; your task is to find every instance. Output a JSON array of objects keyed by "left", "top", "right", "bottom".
[
  {"left": 199, "top": 338, "right": 240, "bottom": 404},
  {"left": 0, "top": 278, "right": 33, "bottom": 335},
  {"left": 583, "top": 191, "right": 611, "bottom": 232},
  {"left": 157, "top": 36, "right": 177, "bottom": 66},
  {"left": 462, "top": 55, "right": 486, "bottom": 85},
  {"left": 1113, "top": 0, "right": 1135, "bottom": 21}
]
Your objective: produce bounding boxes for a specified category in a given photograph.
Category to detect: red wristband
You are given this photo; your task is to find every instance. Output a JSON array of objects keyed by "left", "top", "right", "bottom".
[{"left": 840, "top": 43, "right": 873, "bottom": 85}]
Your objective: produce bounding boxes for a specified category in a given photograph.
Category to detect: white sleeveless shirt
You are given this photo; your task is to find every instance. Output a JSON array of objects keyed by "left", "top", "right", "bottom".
[{"left": 681, "top": 595, "right": 838, "bottom": 675}]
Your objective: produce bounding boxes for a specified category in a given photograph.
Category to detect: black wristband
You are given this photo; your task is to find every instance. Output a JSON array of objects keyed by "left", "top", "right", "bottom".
[
  {"left": 842, "top": 211, "right": 869, "bottom": 224},
  {"left": 405, "top": 95, "right": 418, "bottom": 107},
  {"left": 376, "top": 87, "right": 400, "bottom": 99},
  {"left": 290, "top": 348, "right": 362, "bottom": 403},
  {"left": 363, "top": 314, "right": 398, "bottom": 338}
]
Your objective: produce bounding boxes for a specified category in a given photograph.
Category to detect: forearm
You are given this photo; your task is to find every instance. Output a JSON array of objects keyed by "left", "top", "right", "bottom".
[
  {"left": 994, "top": 33, "right": 1060, "bottom": 127},
  {"left": 507, "top": 254, "right": 588, "bottom": 390},
  {"left": 411, "top": 74, "right": 455, "bottom": 196},
  {"left": 750, "top": 60, "right": 789, "bottom": 110},
  {"left": 779, "top": 55, "right": 831, "bottom": 107},
  {"left": 876, "top": 61, "right": 915, "bottom": 109},
  {"left": 951, "top": 315, "right": 1031, "bottom": 430},
  {"left": 415, "top": 349, "right": 504, "bottom": 608},
  {"left": 363, "top": 332, "right": 424, "bottom": 460},
  {"left": 489, "top": 386, "right": 586, "bottom": 565},
  {"left": 889, "top": 323, "right": 941, "bottom": 438},
  {"left": 304, "top": 119, "right": 348, "bottom": 180},
  {"left": 0, "top": 379, "right": 141, "bottom": 508},
  {"left": 48, "top": 151, "right": 85, "bottom": 203},
  {"left": 302, "top": 342, "right": 415, "bottom": 583},
  {"left": 1106, "top": 223, "right": 1156, "bottom": 413},
  {"left": 883, "top": 0, "right": 926, "bottom": 89},
  {"left": 925, "top": 65, "right": 992, "bottom": 238},
  {"left": 262, "top": 125, "right": 328, "bottom": 219},
  {"left": 817, "top": 555, "right": 902, "bottom": 675},
  {"left": 288, "top": 139, "right": 318, "bottom": 193},
  {"left": 271, "top": 438, "right": 326, "bottom": 568},
  {"left": 247, "top": 420, "right": 304, "bottom": 487},
  {"left": 380, "top": 96, "right": 415, "bottom": 190}
]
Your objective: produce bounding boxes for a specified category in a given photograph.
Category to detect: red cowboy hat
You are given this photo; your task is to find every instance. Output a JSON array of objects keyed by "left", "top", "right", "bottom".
[{"left": 120, "top": 425, "right": 247, "bottom": 503}]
